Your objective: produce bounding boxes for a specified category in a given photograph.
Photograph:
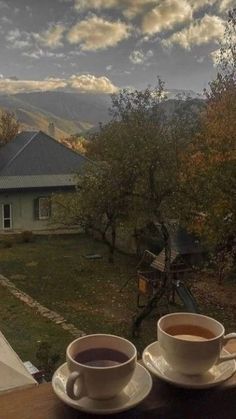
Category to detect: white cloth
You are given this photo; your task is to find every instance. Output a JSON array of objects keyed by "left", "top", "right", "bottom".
[{"left": 0, "top": 331, "right": 37, "bottom": 393}]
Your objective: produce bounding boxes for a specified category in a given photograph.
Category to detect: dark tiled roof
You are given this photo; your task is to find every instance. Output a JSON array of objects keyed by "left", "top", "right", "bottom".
[
  {"left": 0, "top": 131, "right": 88, "bottom": 176},
  {"left": 0, "top": 131, "right": 37, "bottom": 172}
]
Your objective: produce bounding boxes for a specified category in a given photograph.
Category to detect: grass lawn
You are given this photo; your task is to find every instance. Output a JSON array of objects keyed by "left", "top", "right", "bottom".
[
  {"left": 0, "top": 285, "right": 72, "bottom": 368},
  {"left": 0, "top": 234, "right": 156, "bottom": 359},
  {"left": 0, "top": 233, "right": 235, "bottom": 373}
]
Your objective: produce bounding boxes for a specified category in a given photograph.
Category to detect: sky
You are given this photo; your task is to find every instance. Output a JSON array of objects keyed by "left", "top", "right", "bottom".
[{"left": 0, "top": 0, "right": 233, "bottom": 96}]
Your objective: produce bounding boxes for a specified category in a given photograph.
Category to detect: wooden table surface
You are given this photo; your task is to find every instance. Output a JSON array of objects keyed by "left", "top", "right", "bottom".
[{"left": 1, "top": 342, "right": 236, "bottom": 419}]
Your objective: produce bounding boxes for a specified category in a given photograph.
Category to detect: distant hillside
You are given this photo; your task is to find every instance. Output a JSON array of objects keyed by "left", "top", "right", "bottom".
[
  {"left": 0, "top": 91, "right": 111, "bottom": 139},
  {"left": 0, "top": 90, "right": 204, "bottom": 140}
]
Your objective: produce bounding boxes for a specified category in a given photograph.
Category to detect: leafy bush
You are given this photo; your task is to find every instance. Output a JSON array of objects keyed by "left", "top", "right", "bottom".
[
  {"left": 20, "top": 230, "right": 34, "bottom": 243},
  {"left": 2, "top": 238, "right": 13, "bottom": 248}
]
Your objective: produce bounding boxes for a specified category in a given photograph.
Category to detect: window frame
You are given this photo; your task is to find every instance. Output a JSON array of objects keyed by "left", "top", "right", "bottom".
[
  {"left": 2, "top": 203, "right": 12, "bottom": 230},
  {"left": 38, "top": 197, "right": 51, "bottom": 220}
]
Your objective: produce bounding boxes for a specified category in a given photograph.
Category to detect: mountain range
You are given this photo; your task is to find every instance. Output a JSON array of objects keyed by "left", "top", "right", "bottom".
[{"left": 0, "top": 89, "right": 204, "bottom": 139}]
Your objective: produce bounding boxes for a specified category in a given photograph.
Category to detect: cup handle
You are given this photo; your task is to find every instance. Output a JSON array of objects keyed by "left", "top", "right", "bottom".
[
  {"left": 66, "top": 371, "right": 85, "bottom": 400},
  {"left": 218, "top": 333, "right": 236, "bottom": 362}
]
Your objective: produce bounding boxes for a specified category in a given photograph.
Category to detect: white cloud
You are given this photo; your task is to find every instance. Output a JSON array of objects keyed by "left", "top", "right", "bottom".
[
  {"left": 0, "top": 74, "right": 118, "bottom": 94},
  {"left": 74, "top": 0, "right": 157, "bottom": 19},
  {"left": 5, "top": 29, "right": 32, "bottom": 49},
  {"left": 34, "top": 24, "right": 65, "bottom": 49},
  {"left": 69, "top": 74, "right": 118, "bottom": 92},
  {"left": 142, "top": 0, "right": 192, "bottom": 35},
  {"left": 129, "top": 49, "right": 153, "bottom": 64},
  {"left": 196, "top": 55, "right": 205, "bottom": 63},
  {"left": 67, "top": 15, "right": 131, "bottom": 50},
  {"left": 219, "top": 0, "right": 235, "bottom": 12},
  {"left": 164, "top": 15, "right": 225, "bottom": 49},
  {"left": 1, "top": 16, "right": 12, "bottom": 24},
  {"left": 0, "top": 78, "right": 67, "bottom": 94},
  {"left": 22, "top": 49, "right": 66, "bottom": 59}
]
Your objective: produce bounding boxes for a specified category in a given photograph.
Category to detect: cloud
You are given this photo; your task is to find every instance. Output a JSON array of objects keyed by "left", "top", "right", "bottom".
[
  {"left": 219, "top": 0, "right": 235, "bottom": 12},
  {"left": 142, "top": 0, "right": 192, "bottom": 35},
  {"left": 34, "top": 24, "right": 65, "bottom": 49},
  {"left": 129, "top": 49, "right": 153, "bottom": 64},
  {"left": 69, "top": 74, "right": 118, "bottom": 92},
  {"left": 164, "top": 14, "right": 225, "bottom": 49},
  {"left": 196, "top": 55, "right": 205, "bottom": 63},
  {"left": 5, "top": 29, "right": 32, "bottom": 49},
  {"left": 0, "top": 78, "right": 67, "bottom": 94},
  {"left": 67, "top": 15, "right": 131, "bottom": 50},
  {"left": 0, "top": 74, "right": 118, "bottom": 94},
  {"left": 1, "top": 16, "right": 12, "bottom": 24},
  {"left": 0, "top": 1, "right": 8, "bottom": 9},
  {"left": 74, "top": 0, "right": 157, "bottom": 19},
  {"left": 22, "top": 49, "right": 66, "bottom": 59}
]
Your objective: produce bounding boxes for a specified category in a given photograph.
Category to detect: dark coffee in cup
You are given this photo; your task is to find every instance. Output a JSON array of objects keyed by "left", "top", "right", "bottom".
[
  {"left": 74, "top": 347, "right": 129, "bottom": 367},
  {"left": 66, "top": 334, "right": 137, "bottom": 400}
]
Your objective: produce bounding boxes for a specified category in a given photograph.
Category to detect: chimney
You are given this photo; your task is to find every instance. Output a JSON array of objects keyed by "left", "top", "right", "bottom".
[{"left": 48, "top": 122, "right": 55, "bottom": 138}]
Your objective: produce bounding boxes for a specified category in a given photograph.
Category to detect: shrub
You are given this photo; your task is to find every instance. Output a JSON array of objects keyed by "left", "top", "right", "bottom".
[
  {"left": 20, "top": 230, "right": 34, "bottom": 243},
  {"left": 2, "top": 238, "right": 13, "bottom": 248}
]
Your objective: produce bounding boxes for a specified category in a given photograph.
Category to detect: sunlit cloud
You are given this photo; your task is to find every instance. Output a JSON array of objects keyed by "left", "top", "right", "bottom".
[
  {"left": 164, "top": 15, "right": 225, "bottom": 49},
  {"left": 33, "top": 24, "right": 66, "bottom": 49},
  {"left": 129, "top": 49, "right": 153, "bottom": 64},
  {"left": 219, "top": 0, "right": 235, "bottom": 12},
  {"left": 74, "top": 0, "right": 157, "bottom": 19},
  {"left": 142, "top": 0, "right": 192, "bottom": 35},
  {"left": 67, "top": 15, "right": 131, "bottom": 50},
  {"left": 69, "top": 74, "right": 118, "bottom": 92},
  {"left": 0, "top": 74, "right": 118, "bottom": 94}
]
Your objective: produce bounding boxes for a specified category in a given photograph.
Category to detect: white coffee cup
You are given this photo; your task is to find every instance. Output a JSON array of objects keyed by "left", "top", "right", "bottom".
[
  {"left": 66, "top": 334, "right": 137, "bottom": 400},
  {"left": 158, "top": 313, "right": 236, "bottom": 375}
]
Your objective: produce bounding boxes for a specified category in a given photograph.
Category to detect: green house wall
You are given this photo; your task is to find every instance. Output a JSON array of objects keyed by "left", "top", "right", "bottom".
[{"left": 0, "top": 190, "right": 53, "bottom": 232}]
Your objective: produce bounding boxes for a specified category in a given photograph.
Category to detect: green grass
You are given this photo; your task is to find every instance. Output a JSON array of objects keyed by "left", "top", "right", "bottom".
[
  {"left": 0, "top": 234, "right": 157, "bottom": 358},
  {"left": 0, "top": 233, "right": 235, "bottom": 369},
  {"left": 0, "top": 286, "right": 72, "bottom": 368}
]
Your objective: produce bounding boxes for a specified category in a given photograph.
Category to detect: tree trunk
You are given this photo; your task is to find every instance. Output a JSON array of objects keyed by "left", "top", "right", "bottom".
[
  {"left": 108, "top": 224, "right": 116, "bottom": 263},
  {"left": 133, "top": 228, "right": 142, "bottom": 257},
  {"left": 132, "top": 221, "right": 171, "bottom": 337}
]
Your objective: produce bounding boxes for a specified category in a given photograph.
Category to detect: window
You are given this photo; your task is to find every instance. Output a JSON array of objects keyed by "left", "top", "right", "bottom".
[
  {"left": 34, "top": 197, "right": 51, "bottom": 220},
  {"left": 2, "top": 204, "right": 12, "bottom": 230}
]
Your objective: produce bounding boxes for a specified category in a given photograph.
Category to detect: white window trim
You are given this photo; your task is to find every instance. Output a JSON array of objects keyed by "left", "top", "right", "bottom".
[
  {"left": 2, "top": 203, "right": 12, "bottom": 230},
  {"left": 38, "top": 197, "right": 50, "bottom": 220}
]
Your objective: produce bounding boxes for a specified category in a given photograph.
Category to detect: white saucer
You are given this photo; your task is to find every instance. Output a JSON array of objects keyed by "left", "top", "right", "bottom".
[
  {"left": 52, "top": 362, "right": 152, "bottom": 415},
  {"left": 142, "top": 341, "right": 236, "bottom": 389}
]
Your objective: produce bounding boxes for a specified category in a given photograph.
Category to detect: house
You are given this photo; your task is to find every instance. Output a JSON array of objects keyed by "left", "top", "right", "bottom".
[{"left": 0, "top": 131, "right": 88, "bottom": 233}]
